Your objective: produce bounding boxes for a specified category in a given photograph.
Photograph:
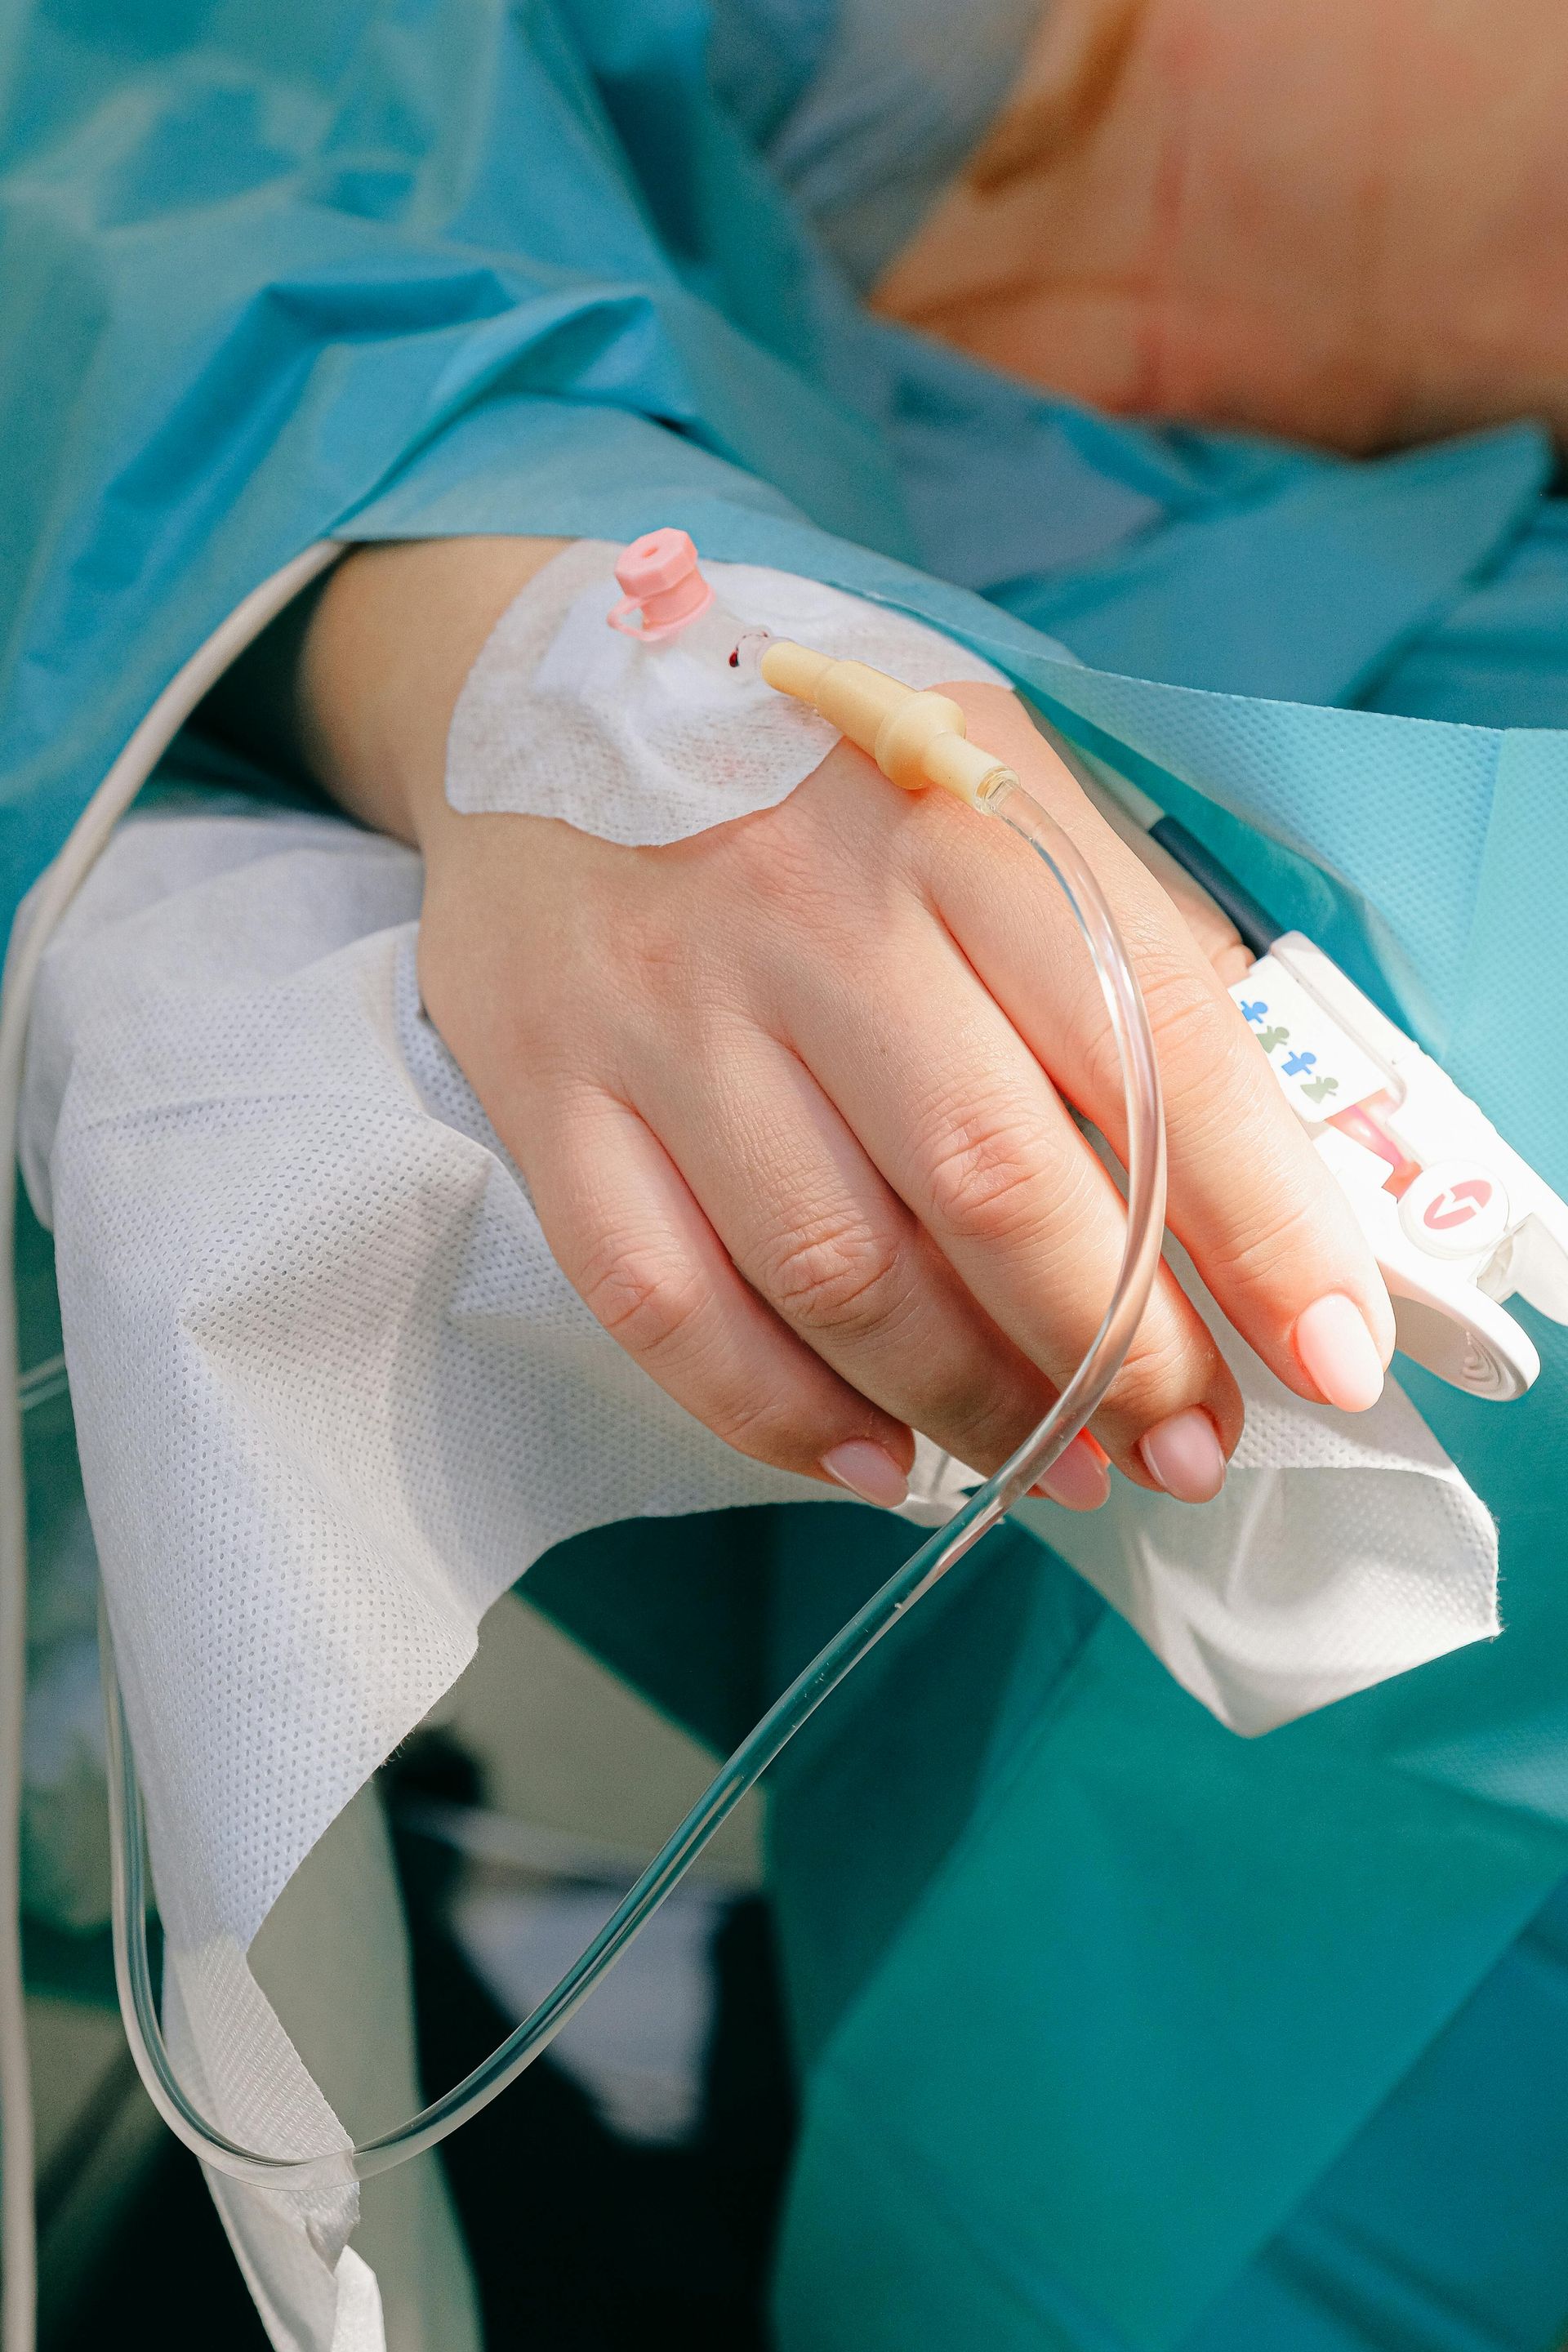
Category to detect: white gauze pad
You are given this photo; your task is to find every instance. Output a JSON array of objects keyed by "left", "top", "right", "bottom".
[{"left": 446, "top": 538, "right": 1006, "bottom": 844}]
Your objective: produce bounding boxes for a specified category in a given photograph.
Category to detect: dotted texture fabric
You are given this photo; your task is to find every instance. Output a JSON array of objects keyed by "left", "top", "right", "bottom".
[
  {"left": 162, "top": 1932, "right": 379, "bottom": 2352},
  {"left": 445, "top": 542, "right": 1006, "bottom": 843}
]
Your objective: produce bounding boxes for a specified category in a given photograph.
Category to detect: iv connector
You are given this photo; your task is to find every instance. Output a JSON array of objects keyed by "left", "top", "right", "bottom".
[{"left": 758, "top": 639, "right": 1017, "bottom": 808}]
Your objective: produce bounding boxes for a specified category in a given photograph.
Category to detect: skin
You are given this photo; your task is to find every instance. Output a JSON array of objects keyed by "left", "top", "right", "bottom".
[
  {"left": 875, "top": 0, "right": 1568, "bottom": 452},
  {"left": 220, "top": 534, "right": 1395, "bottom": 1508}
]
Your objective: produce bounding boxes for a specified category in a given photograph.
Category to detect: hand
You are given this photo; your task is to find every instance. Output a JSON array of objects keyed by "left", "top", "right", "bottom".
[
  {"left": 287, "top": 541, "right": 1393, "bottom": 1515},
  {"left": 875, "top": 0, "right": 1568, "bottom": 453}
]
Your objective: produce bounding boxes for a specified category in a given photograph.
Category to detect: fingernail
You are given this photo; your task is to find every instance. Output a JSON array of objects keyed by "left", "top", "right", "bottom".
[
  {"left": 1029, "top": 1433, "right": 1111, "bottom": 1512},
  {"left": 821, "top": 1439, "right": 909, "bottom": 1508},
  {"left": 1138, "top": 1407, "right": 1226, "bottom": 1503},
  {"left": 1292, "top": 1292, "right": 1385, "bottom": 1413}
]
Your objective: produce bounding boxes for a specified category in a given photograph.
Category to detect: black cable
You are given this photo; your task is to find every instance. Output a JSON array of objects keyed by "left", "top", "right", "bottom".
[{"left": 1147, "top": 815, "right": 1282, "bottom": 957}]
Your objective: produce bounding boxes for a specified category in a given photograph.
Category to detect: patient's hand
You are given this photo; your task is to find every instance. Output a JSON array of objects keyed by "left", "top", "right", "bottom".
[
  {"left": 875, "top": 0, "right": 1568, "bottom": 452},
  {"left": 289, "top": 538, "right": 1392, "bottom": 1511}
]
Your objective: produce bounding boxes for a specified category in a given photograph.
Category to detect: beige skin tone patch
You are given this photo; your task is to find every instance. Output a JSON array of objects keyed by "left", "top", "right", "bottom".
[{"left": 876, "top": 0, "right": 1568, "bottom": 453}]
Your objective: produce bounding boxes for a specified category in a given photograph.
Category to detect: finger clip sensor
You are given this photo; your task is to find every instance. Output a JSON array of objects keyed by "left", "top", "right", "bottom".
[{"left": 1232, "top": 937, "right": 1568, "bottom": 1400}]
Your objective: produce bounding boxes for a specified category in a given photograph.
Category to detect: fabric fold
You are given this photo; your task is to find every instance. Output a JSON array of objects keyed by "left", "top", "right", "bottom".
[{"left": 17, "top": 795, "right": 1504, "bottom": 2342}]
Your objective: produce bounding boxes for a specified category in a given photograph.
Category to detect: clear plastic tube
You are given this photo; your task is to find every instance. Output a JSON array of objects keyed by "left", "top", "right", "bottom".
[
  {"left": 101, "top": 770, "right": 1167, "bottom": 2192},
  {"left": 657, "top": 593, "right": 755, "bottom": 671}
]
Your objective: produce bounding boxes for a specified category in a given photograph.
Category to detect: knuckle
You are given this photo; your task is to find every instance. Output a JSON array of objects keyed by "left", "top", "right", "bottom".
[
  {"left": 1103, "top": 1312, "right": 1209, "bottom": 1428},
  {"left": 936, "top": 1383, "right": 1054, "bottom": 1477},
  {"left": 1205, "top": 1174, "right": 1328, "bottom": 1296},
  {"left": 1082, "top": 954, "right": 1218, "bottom": 1103},
  {"left": 574, "top": 1232, "right": 822, "bottom": 1474},
  {"left": 577, "top": 1232, "right": 709, "bottom": 1360},
  {"left": 755, "top": 1213, "right": 911, "bottom": 1338},
  {"left": 1138, "top": 960, "right": 1229, "bottom": 1083},
  {"left": 920, "top": 1094, "right": 1049, "bottom": 1246},
  {"left": 702, "top": 1384, "right": 800, "bottom": 1463}
]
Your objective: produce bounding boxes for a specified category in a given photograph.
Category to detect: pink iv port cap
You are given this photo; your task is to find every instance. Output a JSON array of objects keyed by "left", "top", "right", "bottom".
[{"left": 612, "top": 528, "right": 712, "bottom": 633}]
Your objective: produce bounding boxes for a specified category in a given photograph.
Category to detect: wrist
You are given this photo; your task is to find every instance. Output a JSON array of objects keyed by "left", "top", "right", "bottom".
[{"left": 296, "top": 533, "right": 574, "bottom": 844}]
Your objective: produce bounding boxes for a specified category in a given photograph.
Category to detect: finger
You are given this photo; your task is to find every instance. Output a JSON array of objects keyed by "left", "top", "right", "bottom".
[
  {"left": 1071, "top": 764, "right": 1257, "bottom": 984},
  {"left": 768, "top": 886, "right": 1242, "bottom": 1491},
  {"left": 924, "top": 688, "right": 1396, "bottom": 1413},
  {"left": 521, "top": 1086, "right": 915, "bottom": 1503},
  {"left": 1031, "top": 1428, "right": 1112, "bottom": 1512},
  {"left": 630, "top": 1013, "right": 1084, "bottom": 1484}
]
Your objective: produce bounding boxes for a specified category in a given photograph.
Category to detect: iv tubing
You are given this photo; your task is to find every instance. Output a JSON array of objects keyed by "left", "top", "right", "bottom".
[{"left": 0, "top": 568, "right": 1166, "bottom": 2261}]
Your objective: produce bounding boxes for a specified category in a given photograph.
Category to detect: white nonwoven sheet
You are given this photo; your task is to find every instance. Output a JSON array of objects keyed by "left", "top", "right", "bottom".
[
  {"left": 17, "top": 800, "right": 1498, "bottom": 2344},
  {"left": 1023, "top": 1248, "right": 1500, "bottom": 1736}
]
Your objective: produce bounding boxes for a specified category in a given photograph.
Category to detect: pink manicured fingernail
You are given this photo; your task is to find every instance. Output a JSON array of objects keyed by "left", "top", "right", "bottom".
[
  {"left": 1138, "top": 1408, "right": 1226, "bottom": 1503},
  {"left": 1029, "top": 1433, "right": 1111, "bottom": 1512},
  {"left": 1293, "top": 1292, "right": 1385, "bottom": 1412},
  {"left": 821, "top": 1439, "right": 909, "bottom": 1508}
]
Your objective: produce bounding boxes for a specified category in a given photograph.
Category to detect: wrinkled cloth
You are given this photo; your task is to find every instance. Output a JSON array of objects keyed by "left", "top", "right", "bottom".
[{"left": 16, "top": 789, "right": 1501, "bottom": 2340}]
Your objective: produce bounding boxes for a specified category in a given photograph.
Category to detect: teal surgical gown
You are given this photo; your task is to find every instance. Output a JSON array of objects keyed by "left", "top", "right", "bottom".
[{"left": 3, "top": 4, "right": 1568, "bottom": 2347}]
